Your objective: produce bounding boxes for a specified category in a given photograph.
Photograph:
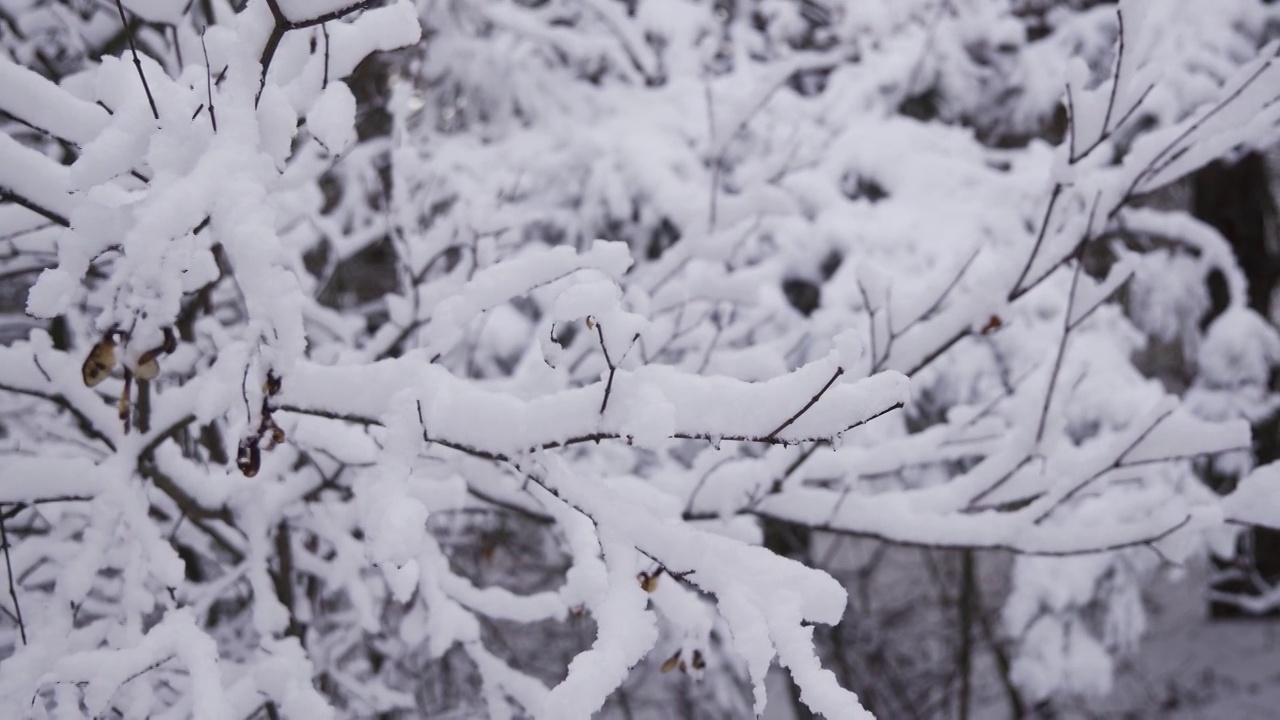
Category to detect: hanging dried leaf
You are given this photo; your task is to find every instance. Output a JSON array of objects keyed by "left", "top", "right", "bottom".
[
  {"left": 133, "top": 356, "right": 160, "bottom": 380},
  {"left": 660, "top": 651, "right": 682, "bottom": 674},
  {"left": 82, "top": 339, "right": 117, "bottom": 387}
]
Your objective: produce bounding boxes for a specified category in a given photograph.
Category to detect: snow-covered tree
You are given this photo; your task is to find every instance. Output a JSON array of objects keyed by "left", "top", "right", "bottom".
[{"left": 1, "top": 0, "right": 1279, "bottom": 717}]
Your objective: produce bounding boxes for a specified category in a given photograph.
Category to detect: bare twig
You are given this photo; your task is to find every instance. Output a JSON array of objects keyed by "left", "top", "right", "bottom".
[
  {"left": 1067, "top": 10, "right": 1154, "bottom": 163},
  {"left": 398, "top": 395, "right": 904, "bottom": 467},
  {"left": 854, "top": 275, "right": 880, "bottom": 370},
  {"left": 1009, "top": 184, "right": 1063, "bottom": 301},
  {"left": 0, "top": 188, "right": 71, "bottom": 228},
  {"left": 712, "top": 506, "right": 1197, "bottom": 558},
  {"left": 258, "top": 0, "right": 378, "bottom": 103},
  {"left": 1120, "top": 56, "right": 1276, "bottom": 205},
  {"left": 766, "top": 367, "right": 846, "bottom": 440},
  {"left": 1034, "top": 246, "right": 1084, "bottom": 443},
  {"left": 889, "top": 248, "right": 981, "bottom": 341},
  {"left": 0, "top": 508, "right": 26, "bottom": 645},
  {"left": 594, "top": 320, "right": 616, "bottom": 415},
  {"left": 321, "top": 24, "right": 331, "bottom": 89},
  {"left": 200, "top": 31, "right": 217, "bottom": 132},
  {"left": 113, "top": 0, "right": 160, "bottom": 121},
  {"left": 0, "top": 381, "right": 115, "bottom": 451}
]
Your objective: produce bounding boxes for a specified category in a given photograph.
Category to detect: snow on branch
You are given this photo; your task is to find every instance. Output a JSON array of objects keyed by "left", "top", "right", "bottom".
[
  {"left": 2, "top": 0, "right": 1280, "bottom": 717},
  {"left": 280, "top": 353, "right": 908, "bottom": 453}
]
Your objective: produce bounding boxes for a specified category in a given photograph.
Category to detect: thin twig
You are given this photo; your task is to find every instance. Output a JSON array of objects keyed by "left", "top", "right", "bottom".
[
  {"left": 855, "top": 275, "right": 880, "bottom": 370},
  {"left": 200, "top": 31, "right": 217, "bottom": 132},
  {"left": 766, "top": 367, "right": 845, "bottom": 440},
  {"left": 1064, "top": 82, "right": 1077, "bottom": 162},
  {"left": 0, "top": 508, "right": 26, "bottom": 645},
  {"left": 1009, "top": 184, "right": 1063, "bottom": 301},
  {"left": 1120, "top": 56, "right": 1276, "bottom": 205},
  {"left": 402, "top": 398, "right": 904, "bottom": 466},
  {"left": 0, "top": 188, "right": 71, "bottom": 228},
  {"left": 321, "top": 24, "right": 331, "bottom": 90},
  {"left": 722, "top": 507, "right": 1197, "bottom": 557},
  {"left": 114, "top": 0, "right": 159, "bottom": 121},
  {"left": 595, "top": 321, "right": 616, "bottom": 415},
  {"left": 889, "top": 248, "right": 981, "bottom": 340},
  {"left": 258, "top": 0, "right": 377, "bottom": 103},
  {"left": 1035, "top": 245, "right": 1085, "bottom": 443}
]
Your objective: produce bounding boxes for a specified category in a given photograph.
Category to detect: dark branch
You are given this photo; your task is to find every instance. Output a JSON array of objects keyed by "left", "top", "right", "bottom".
[
  {"left": 0, "top": 188, "right": 71, "bottom": 228},
  {"left": 1009, "top": 184, "right": 1063, "bottom": 301},
  {"left": 113, "top": 0, "right": 160, "bottom": 121},
  {"left": 690, "top": 506, "right": 1195, "bottom": 558},
  {"left": 0, "top": 381, "right": 115, "bottom": 451},
  {"left": 200, "top": 31, "right": 217, "bottom": 132},
  {"left": 594, "top": 321, "right": 616, "bottom": 415},
  {"left": 890, "top": 248, "right": 981, "bottom": 340},
  {"left": 766, "top": 367, "right": 845, "bottom": 440},
  {"left": 258, "top": 0, "right": 379, "bottom": 103},
  {"left": 1034, "top": 246, "right": 1084, "bottom": 443},
  {"left": 0, "top": 508, "right": 26, "bottom": 645}
]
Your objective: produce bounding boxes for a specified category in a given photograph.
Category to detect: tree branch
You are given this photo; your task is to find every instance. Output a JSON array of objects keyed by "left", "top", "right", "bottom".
[
  {"left": 113, "top": 0, "right": 160, "bottom": 121},
  {"left": 0, "top": 187, "right": 71, "bottom": 228},
  {"left": 0, "top": 508, "right": 26, "bottom": 645}
]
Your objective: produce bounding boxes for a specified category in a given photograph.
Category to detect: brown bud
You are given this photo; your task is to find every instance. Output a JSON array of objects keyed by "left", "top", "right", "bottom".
[
  {"left": 82, "top": 339, "right": 117, "bottom": 387},
  {"left": 263, "top": 371, "right": 282, "bottom": 397},
  {"left": 638, "top": 571, "right": 660, "bottom": 593},
  {"left": 690, "top": 649, "right": 705, "bottom": 670}
]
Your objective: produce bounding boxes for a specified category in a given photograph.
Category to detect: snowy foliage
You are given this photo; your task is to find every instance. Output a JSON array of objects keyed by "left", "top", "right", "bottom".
[{"left": 1, "top": 0, "right": 1280, "bottom": 717}]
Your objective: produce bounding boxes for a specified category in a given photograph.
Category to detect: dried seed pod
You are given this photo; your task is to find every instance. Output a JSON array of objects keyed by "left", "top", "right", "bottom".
[
  {"left": 236, "top": 438, "right": 261, "bottom": 477},
  {"left": 660, "top": 651, "right": 682, "bottom": 674},
  {"left": 690, "top": 649, "right": 705, "bottom": 670},
  {"left": 82, "top": 338, "right": 117, "bottom": 387},
  {"left": 269, "top": 424, "right": 285, "bottom": 445}
]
